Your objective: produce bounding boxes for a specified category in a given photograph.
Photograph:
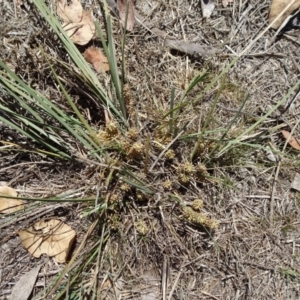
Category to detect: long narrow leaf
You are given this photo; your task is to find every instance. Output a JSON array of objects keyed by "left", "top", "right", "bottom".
[
  {"left": 32, "top": 0, "right": 127, "bottom": 125},
  {"left": 95, "top": 21, "right": 127, "bottom": 122}
]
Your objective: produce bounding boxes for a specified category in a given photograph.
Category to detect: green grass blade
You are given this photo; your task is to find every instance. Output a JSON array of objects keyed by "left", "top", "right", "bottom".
[
  {"left": 190, "top": 76, "right": 225, "bottom": 160},
  {"left": 217, "top": 76, "right": 300, "bottom": 157},
  {"left": 169, "top": 87, "right": 175, "bottom": 135},
  {"left": 0, "top": 60, "right": 102, "bottom": 159},
  {"left": 95, "top": 21, "right": 127, "bottom": 122},
  {"left": 32, "top": 0, "right": 126, "bottom": 125}
]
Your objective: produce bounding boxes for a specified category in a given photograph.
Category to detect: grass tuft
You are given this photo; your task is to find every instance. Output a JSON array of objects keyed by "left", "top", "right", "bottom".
[{"left": 2, "top": 0, "right": 300, "bottom": 298}]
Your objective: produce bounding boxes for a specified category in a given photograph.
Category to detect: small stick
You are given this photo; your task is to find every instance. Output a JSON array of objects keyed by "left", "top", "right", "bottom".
[{"left": 144, "top": 134, "right": 150, "bottom": 176}]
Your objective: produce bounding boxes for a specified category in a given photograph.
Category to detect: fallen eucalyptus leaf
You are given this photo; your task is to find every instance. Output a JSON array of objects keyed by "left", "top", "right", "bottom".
[
  {"left": 269, "top": 0, "right": 300, "bottom": 29},
  {"left": 83, "top": 46, "right": 109, "bottom": 72},
  {"left": 282, "top": 130, "right": 300, "bottom": 151},
  {"left": 0, "top": 186, "right": 24, "bottom": 214},
  {"left": 64, "top": 10, "right": 95, "bottom": 45},
  {"left": 141, "top": 268, "right": 160, "bottom": 300},
  {"left": 56, "top": 0, "right": 95, "bottom": 45},
  {"left": 18, "top": 219, "right": 76, "bottom": 263},
  {"left": 56, "top": 0, "right": 82, "bottom": 23}
]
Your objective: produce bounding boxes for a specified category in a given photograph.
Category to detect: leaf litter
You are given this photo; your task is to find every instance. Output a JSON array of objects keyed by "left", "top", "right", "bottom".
[
  {"left": 56, "top": 0, "right": 95, "bottom": 45},
  {"left": 18, "top": 219, "right": 76, "bottom": 263},
  {"left": 56, "top": 0, "right": 82, "bottom": 23},
  {"left": 2, "top": 0, "right": 300, "bottom": 299},
  {"left": 269, "top": 0, "right": 300, "bottom": 29},
  {"left": 281, "top": 130, "right": 300, "bottom": 151},
  {"left": 222, "top": 0, "right": 234, "bottom": 7},
  {"left": 0, "top": 186, "right": 24, "bottom": 214},
  {"left": 83, "top": 46, "right": 110, "bottom": 73},
  {"left": 291, "top": 173, "right": 300, "bottom": 191}
]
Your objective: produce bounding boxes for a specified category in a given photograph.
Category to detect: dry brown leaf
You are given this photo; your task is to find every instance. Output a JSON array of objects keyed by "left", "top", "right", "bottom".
[
  {"left": 18, "top": 219, "right": 76, "bottom": 263},
  {"left": 282, "top": 130, "right": 300, "bottom": 151},
  {"left": 83, "top": 46, "right": 109, "bottom": 72},
  {"left": 269, "top": 0, "right": 300, "bottom": 29},
  {"left": 222, "top": 0, "right": 234, "bottom": 7},
  {"left": 57, "top": 0, "right": 82, "bottom": 23},
  {"left": 117, "top": 0, "right": 135, "bottom": 31},
  {"left": 63, "top": 10, "right": 95, "bottom": 45},
  {"left": 56, "top": 0, "right": 95, "bottom": 45},
  {"left": 0, "top": 186, "right": 24, "bottom": 214}
]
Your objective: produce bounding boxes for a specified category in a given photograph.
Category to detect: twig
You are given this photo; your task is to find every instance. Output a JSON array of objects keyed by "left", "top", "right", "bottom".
[
  {"left": 162, "top": 256, "right": 169, "bottom": 300},
  {"left": 168, "top": 268, "right": 182, "bottom": 300},
  {"left": 269, "top": 160, "right": 281, "bottom": 224},
  {"left": 200, "top": 290, "right": 220, "bottom": 300}
]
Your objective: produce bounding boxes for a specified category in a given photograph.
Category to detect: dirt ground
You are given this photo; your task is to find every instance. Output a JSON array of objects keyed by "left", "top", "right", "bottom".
[{"left": 1, "top": 0, "right": 300, "bottom": 299}]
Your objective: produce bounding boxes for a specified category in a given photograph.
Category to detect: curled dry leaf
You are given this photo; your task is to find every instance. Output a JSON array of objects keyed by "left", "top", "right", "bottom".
[
  {"left": 68, "top": 10, "right": 95, "bottom": 46},
  {"left": 83, "top": 46, "right": 109, "bottom": 72},
  {"left": 57, "top": 0, "right": 82, "bottom": 23},
  {"left": 117, "top": 0, "right": 135, "bottom": 31},
  {"left": 18, "top": 219, "right": 76, "bottom": 263},
  {"left": 282, "top": 130, "right": 300, "bottom": 151},
  {"left": 269, "top": 0, "right": 300, "bottom": 29},
  {"left": 56, "top": 0, "right": 95, "bottom": 45},
  {"left": 0, "top": 186, "right": 24, "bottom": 214}
]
